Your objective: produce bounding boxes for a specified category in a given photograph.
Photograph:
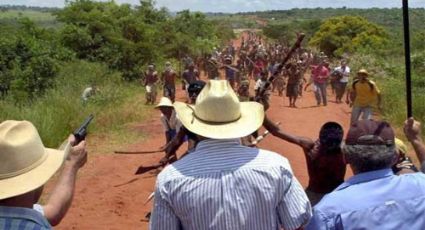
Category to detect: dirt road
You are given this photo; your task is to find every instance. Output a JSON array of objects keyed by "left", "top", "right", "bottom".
[{"left": 54, "top": 34, "right": 353, "bottom": 230}]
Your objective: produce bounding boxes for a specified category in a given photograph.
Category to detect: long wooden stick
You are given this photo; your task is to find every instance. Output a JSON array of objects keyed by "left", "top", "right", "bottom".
[
  {"left": 402, "top": 0, "right": 413, "bottom": 118},
  {"left": 114, "top": 150, "right": 163, "bottom": 154},
  {"left": 257, "top": 33, "right": 305, "bottom": 99}
]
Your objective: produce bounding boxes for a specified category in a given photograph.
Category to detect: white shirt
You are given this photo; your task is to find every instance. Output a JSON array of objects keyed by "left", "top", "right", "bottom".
[
  {"left": 150, "top": 139, "right": 312, "bottom": 230},
  {"left": 81, "top": 87, "right": 93, "bottom": 101},
  {"left": 160, "top": 110, "right": 181, "bottom": 132},
  {"left": 334, "top": 66, "right": 350, "bottom": 83}
]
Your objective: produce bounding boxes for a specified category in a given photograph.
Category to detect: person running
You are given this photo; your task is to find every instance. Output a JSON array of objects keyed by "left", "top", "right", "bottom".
[
  {"left": 333, "top": 60, "right": 350, "bottom": 103},
  {"left": 347, "top": 69, "right": 382, "bottom": 124},
  {"left": 143, "top": 64, "right": 159, "bottom": 105},
  {"left": 182, "top": 63, "right": 200, "bottom": 101},
  {"left": 311, "top": 60, "right": 330, "bottom": 106},
  {"left": 286, "top": 63, "right": 303, "bottom": 107},
  {"left": 161, "top": 61, "right": 177, "bottom": 102}
]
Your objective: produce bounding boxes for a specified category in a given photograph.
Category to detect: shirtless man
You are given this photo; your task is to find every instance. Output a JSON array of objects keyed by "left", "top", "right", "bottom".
[
  {"left": 264, "top": 117, "right": 346, "bottom": 206},
  {"left": 286, "top": 63, "right": 303, "bottom": 107},
  {"left": 161, "top": 61, "right": 177, "bottom": 102},
  {"left": 143, "top": 64, "right": 158, "bottom": 105},
  {"left": 182, "top": 63, "right": 200, "bottom": 101}
]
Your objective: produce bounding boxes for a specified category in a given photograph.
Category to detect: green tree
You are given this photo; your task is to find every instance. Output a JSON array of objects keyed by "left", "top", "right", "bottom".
[{"left": 309, "top": 16, "right": 389, "bottom": 57}]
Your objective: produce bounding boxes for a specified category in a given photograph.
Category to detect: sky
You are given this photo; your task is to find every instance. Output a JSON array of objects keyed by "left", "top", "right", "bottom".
[{"left": 1, "top": 0, "right": 424, "bottom": 13}]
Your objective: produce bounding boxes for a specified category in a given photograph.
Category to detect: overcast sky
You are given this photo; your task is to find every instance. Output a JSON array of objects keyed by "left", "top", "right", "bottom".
[{"left": 1, "top": 0, "right": 424, "bottom": 13}]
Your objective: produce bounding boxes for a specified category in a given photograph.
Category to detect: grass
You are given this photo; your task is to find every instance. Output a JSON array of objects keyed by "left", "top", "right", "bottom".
[
  {"left": 0, "top": 9, "right": 60, "bottom": 28},
  {"left": 0, "top": 60, "right": 153, "bottom": 154}
]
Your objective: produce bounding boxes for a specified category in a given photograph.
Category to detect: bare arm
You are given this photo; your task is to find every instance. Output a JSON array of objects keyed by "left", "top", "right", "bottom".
[
  {"left": 404, "top": 118, "right": 425, "bottom": 164},
  {"left": 263, "top": 116, "right": 314, "bottom": 151},
  {"left": 43, "top": 136, "right": 87, "bottom": 226}
]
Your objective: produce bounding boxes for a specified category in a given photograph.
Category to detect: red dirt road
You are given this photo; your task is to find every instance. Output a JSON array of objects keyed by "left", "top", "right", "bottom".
[{"left": 54, "top": 35, "right": 353, "bottom": 230}]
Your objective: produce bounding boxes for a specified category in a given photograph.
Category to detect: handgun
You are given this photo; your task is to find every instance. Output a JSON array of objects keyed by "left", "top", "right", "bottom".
[{"left": 73, "top": 114, "right": 94, "bottom": 144}]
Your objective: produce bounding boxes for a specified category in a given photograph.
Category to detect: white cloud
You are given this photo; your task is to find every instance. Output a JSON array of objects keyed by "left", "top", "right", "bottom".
[{"left": 0, "top": 0, "right": 423, "bottom": 12}]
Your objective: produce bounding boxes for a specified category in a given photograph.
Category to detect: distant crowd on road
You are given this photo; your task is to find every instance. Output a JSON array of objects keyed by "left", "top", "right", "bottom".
[{"left": 2, "top": 31, "right": 425, "bottom": 230}]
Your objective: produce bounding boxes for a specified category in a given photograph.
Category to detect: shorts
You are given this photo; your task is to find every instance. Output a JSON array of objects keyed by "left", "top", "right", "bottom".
[
  {"left": 286, "top": 83, "right": 299, "bottom": 97},
  {"left": 163, "top": 84, "right": 176, "bottom": 98}
]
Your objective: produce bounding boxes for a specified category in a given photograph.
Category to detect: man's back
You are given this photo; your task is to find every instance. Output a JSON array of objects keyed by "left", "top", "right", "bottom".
[
  {"left": 150, "top": 139, "right": 311, "bottom": 230},
  {"left": 0, "top": 206, "right": 51, "bottom": 230},
  {"left": 307, "top": 169, "right": 425, "bottom": 230}
]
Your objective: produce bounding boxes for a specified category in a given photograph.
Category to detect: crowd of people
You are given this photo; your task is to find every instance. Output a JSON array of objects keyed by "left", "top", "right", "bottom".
[{"left": 2, "top": 31, "right": 425, "bottom": 230}]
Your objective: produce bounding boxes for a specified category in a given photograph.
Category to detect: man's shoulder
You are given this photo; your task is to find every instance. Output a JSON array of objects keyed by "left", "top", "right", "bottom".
[
  {"left": 0, "top": 206, "right": 51, "bottom": 229},
  {"left": 255, "top": 148, "right": 291, "bottom": 169}
]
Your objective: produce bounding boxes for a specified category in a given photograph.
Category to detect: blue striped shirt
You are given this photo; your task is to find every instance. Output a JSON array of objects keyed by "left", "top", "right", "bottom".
[
  {"left": 0, "top": 206, "right": 51, "bottom": 230},
  {"left": 150, "top": 139, "right": 312, "bottom": 230}
]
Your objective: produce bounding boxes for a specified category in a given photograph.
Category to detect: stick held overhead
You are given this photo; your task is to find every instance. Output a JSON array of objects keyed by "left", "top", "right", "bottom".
[{"left": 402, "top": 0, "right": 413, "bottom": 118}]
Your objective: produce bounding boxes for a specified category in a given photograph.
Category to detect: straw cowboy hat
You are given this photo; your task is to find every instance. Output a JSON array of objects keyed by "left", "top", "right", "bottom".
[
  {"left": 0, "top": 120, "right": 69, "bottom": 200},
  {"left": 357, "top": 69, "right": 369, "bottom": 76},
  {"left": 155, "top": 97, "right": 173, "bottom": 108},
  {"left": 174, "top": 80, "right": 264, "bottom": 139}
]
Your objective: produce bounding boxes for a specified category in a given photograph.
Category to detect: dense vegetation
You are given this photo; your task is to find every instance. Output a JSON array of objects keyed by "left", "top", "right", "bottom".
[
  {"left": 0, "top": 3, "right": 424, "bottom": 145},
  {"left": 0, "top": 1, "right": 234, "bottom": 147}
]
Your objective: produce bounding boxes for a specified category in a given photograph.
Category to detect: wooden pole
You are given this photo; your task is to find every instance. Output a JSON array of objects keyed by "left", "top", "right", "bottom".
[{"left": 402, "top": 0, "right": 413, "bottom": 118}]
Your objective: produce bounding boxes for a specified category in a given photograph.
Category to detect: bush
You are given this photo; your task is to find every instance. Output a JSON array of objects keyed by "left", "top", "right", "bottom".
[
  {"left": 309, "top": 16, "right": 389, "bottom": 57},
  {"left": 0, "top": 60, "right": 151, "bottom": 147}
]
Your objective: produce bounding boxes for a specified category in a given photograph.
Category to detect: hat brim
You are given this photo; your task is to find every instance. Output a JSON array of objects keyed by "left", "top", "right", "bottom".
[
  {"left": 0, "top": 145, "right": 68, "bottom": 200},
  {"left": 174, "top": 101, "right": 264, "bottom": 139}
]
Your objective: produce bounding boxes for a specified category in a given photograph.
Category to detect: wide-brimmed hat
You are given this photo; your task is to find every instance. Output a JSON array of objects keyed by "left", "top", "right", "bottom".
[
  {"left": 174, "top": 80, "right": 264, "bottom": 139},
  {"left": 0, "top": 121, "right": 69, "bottom": 200},
  {"left": 357, "top": 69, "right": 369, "bottom": 76},
  {"left": 155, "top": 97, "right": 173, "bottom": 108}
]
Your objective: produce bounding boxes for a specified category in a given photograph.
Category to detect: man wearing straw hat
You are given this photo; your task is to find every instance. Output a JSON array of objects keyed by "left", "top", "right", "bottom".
[
  {"left": 0, "top": 120, "right": 87, "bottom": 228},
  {"left": 156, "top": 97, "right": 181, "bottom": 145},
  {"left": 347, "top": 69, "right": 382, "bottom": 124},
  {"left": 150, "top": 80, "right": 312, "bottom": 229}
]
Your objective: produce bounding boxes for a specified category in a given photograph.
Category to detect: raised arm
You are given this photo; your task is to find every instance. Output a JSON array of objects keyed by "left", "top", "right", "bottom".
[
  {"left": 263, "top": 116, "right": 314, "bottom": 151},
  {"left": 43, "top": 135, "right": 88, "bottom": 226},
  {"left": 404, "top": 118, "right": 425, "bottom": 166}
]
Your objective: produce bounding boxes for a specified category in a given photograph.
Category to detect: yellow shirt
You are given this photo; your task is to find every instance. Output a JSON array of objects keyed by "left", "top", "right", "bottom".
[{"left": 353, "top": 80, "right": 380, "bottom": 107}]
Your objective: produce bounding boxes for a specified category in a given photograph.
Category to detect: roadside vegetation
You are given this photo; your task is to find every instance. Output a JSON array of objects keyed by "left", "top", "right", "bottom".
[{"left": 1, "top": 3, "right": 424, "bottom": 147}]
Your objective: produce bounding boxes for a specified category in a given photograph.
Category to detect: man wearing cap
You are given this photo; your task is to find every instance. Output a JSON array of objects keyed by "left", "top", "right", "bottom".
[
  {"left": 348, "top": 69, "right": 382, "bottom": 124},
  {"left": 0, "top": 120, "right": 87, "bottom": 228},
  {"left": 306, "top": 119, "right": 425, "bottom": 229},
  {"left": 151, "top": 80, "right": 312, "bottom": 230},
  {"left": 161, "top": 62, "right": 177, "bottom": 102}
]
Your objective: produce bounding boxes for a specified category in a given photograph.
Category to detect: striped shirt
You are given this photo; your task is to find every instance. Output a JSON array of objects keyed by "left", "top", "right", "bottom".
[
  {"left": 150, "top": 139, "right": 312, "bottom": 230},
  {"left": 0, "top": 206, "right": 51, "bottom": 230}
]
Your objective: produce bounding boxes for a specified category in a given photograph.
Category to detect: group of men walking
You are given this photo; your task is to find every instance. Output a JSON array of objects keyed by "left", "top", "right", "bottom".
[{"left": 3, "top": 31, "right": 425, "bottom": 230}]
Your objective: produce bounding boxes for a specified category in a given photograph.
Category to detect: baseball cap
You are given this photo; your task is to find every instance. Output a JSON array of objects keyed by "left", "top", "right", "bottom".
[{"left": 345, "top": 120, "right": 395, "bottom": 146}]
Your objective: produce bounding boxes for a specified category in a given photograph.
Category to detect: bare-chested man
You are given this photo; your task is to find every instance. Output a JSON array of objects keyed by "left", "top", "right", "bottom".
[
  {"left": 286, "top": 63, "right": 303, "bottom": 107},
  {"left": 143, "top": 64, "right": 158, "bottom": 105},
  {"left": 182, "top": 63, "right": 200, "bottom": 101},
  {"left": 161, "top": 61, "right": 177, "bottom": 102}
]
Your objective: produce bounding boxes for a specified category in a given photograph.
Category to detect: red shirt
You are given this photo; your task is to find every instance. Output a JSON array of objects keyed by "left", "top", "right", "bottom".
[{"left": 311, "top": 65, "right": 329, "bottom": 84}]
